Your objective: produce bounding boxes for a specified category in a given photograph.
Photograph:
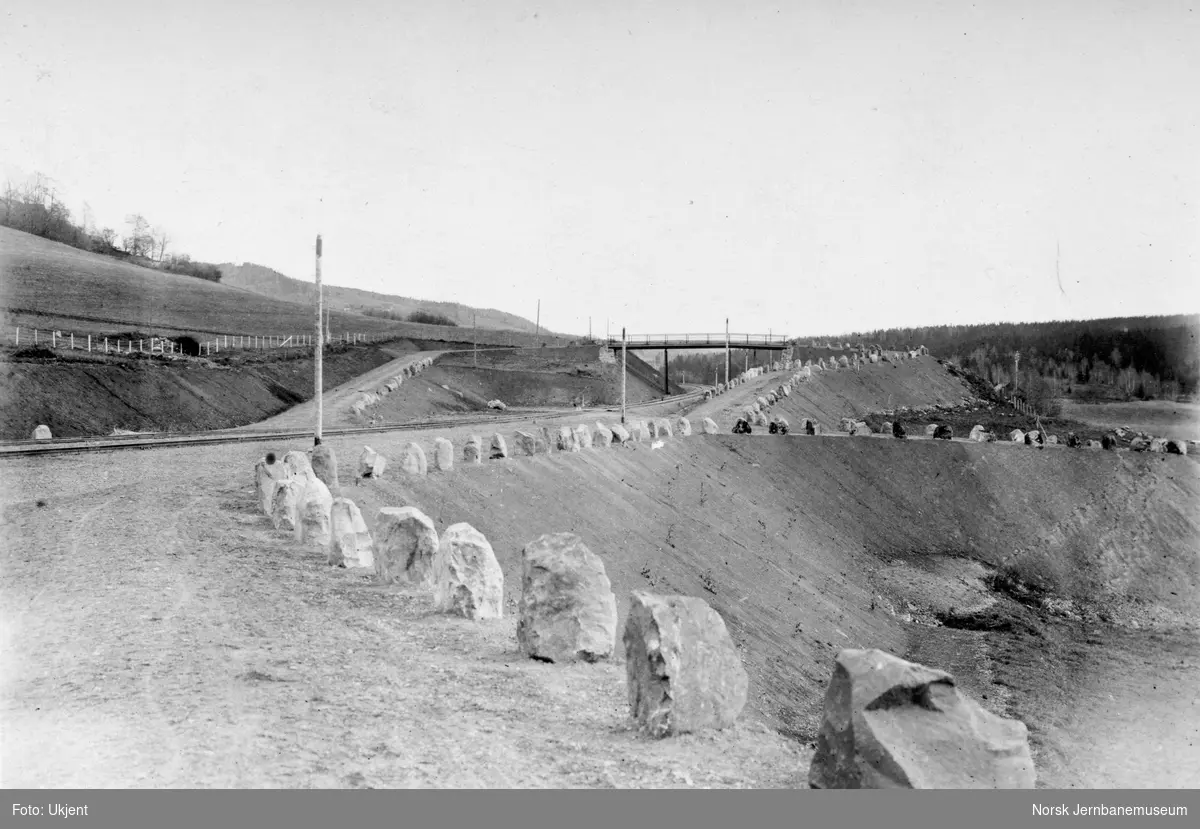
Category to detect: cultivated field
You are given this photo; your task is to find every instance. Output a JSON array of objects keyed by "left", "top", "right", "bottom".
[
  {"left": 1059, "top": 398, "right": 1200, "bottom": 442},
  {"left": 3, "top": 361, "right": 1196, "bottom": 789}
]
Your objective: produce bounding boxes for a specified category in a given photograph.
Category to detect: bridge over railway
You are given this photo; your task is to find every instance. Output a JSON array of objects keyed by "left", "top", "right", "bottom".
[
  {"left": 605, "top": 333, "right": 792, "bottom": 393},
  {"left": 604, "top": 333, "right": 790, "bottom": 351}
]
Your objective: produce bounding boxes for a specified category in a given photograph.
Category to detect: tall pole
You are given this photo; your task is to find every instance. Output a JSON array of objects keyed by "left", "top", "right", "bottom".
[
  {"left": 663, "top": 346, "right": 669, "bottom": 395},
  {"left": 535, "top": 300, "right": 540, "bottom": 341},
  {"left": 473, "top": 312, "right": 477, "bottom": 368},
  {"left": 314, "top": 234, "right": 323, "bottom": 445},
  {"left": 621, "top": 327, "right": 627, "bottom": 424},
  {"left": 725, "top": 318, "right": 731, "bottom": 386}
]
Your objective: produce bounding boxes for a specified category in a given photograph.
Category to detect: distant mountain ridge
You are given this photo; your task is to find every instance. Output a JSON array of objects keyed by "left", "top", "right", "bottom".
[{"left": 218, "top": 262, "right": 548, "bottom": 335}]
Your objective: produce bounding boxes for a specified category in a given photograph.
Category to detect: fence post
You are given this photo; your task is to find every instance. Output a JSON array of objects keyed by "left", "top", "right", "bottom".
[
  {"left": 104, "top": 337, "right": 108, "bottom": 353},
  {"left": 14, "top": 327, "right": 18, "bottom": 346},
  {"left": 52, "top": 331, "right": 58, "bottom": 348},
  {"left": 88, "top": 335, "right": 91, "bottom": 352},
  {"left": 34, "top": 329, "right": 38, "bottom": 345}
]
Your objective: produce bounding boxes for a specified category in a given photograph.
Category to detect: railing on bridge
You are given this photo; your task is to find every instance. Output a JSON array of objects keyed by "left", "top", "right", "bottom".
[{"left": 605, "top": 333, "right": 790, "bottom": 348}]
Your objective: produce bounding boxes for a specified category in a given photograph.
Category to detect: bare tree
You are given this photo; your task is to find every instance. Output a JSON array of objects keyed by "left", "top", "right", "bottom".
[
  {"left": 123, "top": 213, "right": 154, "bottom": 258},
  {"left": 152, "top": 226, "right": 170, "bottom": 261}
]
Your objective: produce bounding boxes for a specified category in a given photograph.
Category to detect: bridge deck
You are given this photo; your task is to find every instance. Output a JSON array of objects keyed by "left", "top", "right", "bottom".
[{"left": 607, "top": 334, "right": 790, "bottom": 350}]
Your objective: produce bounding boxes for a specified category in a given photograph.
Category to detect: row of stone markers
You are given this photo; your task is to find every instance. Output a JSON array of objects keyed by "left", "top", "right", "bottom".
[
  {"left": 348, "top": 356, "right": 436, "bottom": 417},
  {"left": 251, "top": 443, "right": 1036, "bottom": 786},
  {"left": 350, "top": 415, "right": 727, "bottom": 481}
]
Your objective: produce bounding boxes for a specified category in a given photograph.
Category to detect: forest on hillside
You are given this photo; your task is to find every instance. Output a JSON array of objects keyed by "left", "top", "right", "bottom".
[{"left": 821, "top": 315, "right": 1199, "bottom": 405}]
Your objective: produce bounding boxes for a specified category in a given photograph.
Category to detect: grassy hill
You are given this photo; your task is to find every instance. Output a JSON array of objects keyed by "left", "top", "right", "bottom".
[
  {"left": 0, "top": 227, "right": 576, "bottom": 351},
  {"left": 219, "top": 262, "right": 553, "bottom": 336}
]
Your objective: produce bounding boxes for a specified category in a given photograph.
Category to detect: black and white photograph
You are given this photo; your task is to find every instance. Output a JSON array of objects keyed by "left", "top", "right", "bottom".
[{"left": 1, "top": 0, "right": 1197, "bottom": 816}]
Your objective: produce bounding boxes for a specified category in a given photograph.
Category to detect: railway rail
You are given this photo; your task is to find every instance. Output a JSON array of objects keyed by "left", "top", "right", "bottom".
[{"left": 0, "top": 389, "right": 711, "bottom": 458}]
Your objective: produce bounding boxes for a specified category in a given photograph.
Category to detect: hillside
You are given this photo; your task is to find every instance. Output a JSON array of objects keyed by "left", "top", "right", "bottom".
[
  {"left": 219, "top": 262, "right": 553, "bottom": 337},
  {"left": 807, "top": 314, "right": 1200, "bottom": 403}
]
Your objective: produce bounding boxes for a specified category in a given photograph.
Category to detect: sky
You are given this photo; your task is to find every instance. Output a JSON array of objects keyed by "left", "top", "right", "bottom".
[{"left": 2, "top": 0, "right": 1197, "bottom": 339}]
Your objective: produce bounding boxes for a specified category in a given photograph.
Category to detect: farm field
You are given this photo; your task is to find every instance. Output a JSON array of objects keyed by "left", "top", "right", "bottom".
[
  {"left": 2, "top": 361, "right": 1197, "bottom": 789},
  {"left": 1059, "top": 398, "right": 1200, "bottom": 442}
]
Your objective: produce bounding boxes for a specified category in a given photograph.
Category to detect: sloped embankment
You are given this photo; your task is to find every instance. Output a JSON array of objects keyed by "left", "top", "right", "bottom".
[{"left": 321, "top": 423, "right": 1198, "bottom": 787}]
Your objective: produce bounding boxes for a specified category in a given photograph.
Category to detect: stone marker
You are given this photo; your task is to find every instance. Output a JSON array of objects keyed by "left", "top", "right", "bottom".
[
  {"left": 433, "top": 437, "right": 454, "bottom": 471},
  {"left": 573, "top": 424, "right": 593, "bottom": 449},
  {"left": 808, "top": 648, "right": 1035, "bottom": 789},
  {"left": 676, "top": 416, "right": 692, "bottom": 436},
  {"left": 464, "top": 435, "right": 483, "bottom": 463},
  {"left": 329, "top": 497, "right": 374, "bottom": 568},
  {"left": 400, "top": 442, "right": 428, "bottom": 475},
  {"left": 516, "top": 533, "right": 618, "bottom": 663},
  {"left": 359, "top": 446, "right": 388, "bottom": 479},
  {"left": 594, "top": 423, "right": 613, "bottom": 447},
  {"left": 375, "top": 506, "right": 439, "bottom": 586},
  {"left": 311, "top": 444, "right": 339, "bottom": 492},
  {"left": 433, "top": 523, "right": 504, "bottom": 620},
  {"left": 32, "top": 424, "right": 51, "bottom": 440},
  {"left": 623, "top": 591, "right": 748, "bottom": 738},
  {"left": 270, "top": 478, "right": 304, "bottom": 533},
  {"left": 255, "top": 457, "right": 285, "bottom": 516},
  {"left": 295, "top": 476, "right": 334, "bottom": 546},
  {"left": 490, "top": 434, "right": 509, "bottom": 459},
  {"left": 513, "top": 431, "right": 537, "bottom": 456},
  {"left": 556, "top": 426, "right": 580, "bottom": 452},
  {"left": 701, "top": 417, "right": 719, "bottom": 435},
  {"left": 282, "top": 450, "right": 312, "bottom": 479},
  {"left": 653, "top": 417, "right": 674, "bottom": 439},
  {"left": 610, "top": 423, "right": 631, "bottom": 445}
]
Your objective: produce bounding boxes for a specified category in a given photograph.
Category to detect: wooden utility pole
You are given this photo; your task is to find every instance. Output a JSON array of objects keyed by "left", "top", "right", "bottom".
[
  {"left": 663, "top": 346, "right": 670, "bottom": 395},
  {"left": 621, "top": 327, "right": 627, "bottom": 424},
  {"left": 725, "top": 318, "right": 731, "bottom": 386},
  {"left": 535, "top": 300, "right": 540, "bottom": 341},
  {"left": 314, "top": 234, "right": 324, "bottom": 445},
  {"left": 473, "top": 312, "right": 477, "bottom": 368}
]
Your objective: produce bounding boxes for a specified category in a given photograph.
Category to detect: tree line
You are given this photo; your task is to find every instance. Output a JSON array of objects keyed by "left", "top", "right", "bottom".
[
  {"left": 359, "top": 307, "right": 459, "bottom": 327},
  {"left": 1, "top": 173, "right": 222, "bottom": 283},
  {"left": 824, "top": 315, "right": 1200, "bottom": 404}
]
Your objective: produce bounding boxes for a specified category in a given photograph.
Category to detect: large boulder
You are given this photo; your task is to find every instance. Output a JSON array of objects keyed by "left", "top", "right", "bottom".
[
  {"left": 433, "top": 523, "right": 504, "bottom": 620},
  {"left": 329, "top": 498, "right": 374, "bottom": 568},
  {"left": 359, "top": 446, "right": 388, "bottom": 479},
  {"left": 891, "top": 421, "right": 906, "bottom": 439},
  {"left": 270, "top": 478, "right": 304, "bottom": 533},
  {"left": 756, "top": 396, "right": 770, "bottom": 411},
  {"left": 851, "top": 421, "right": 872, "bottom": 436},
  {"left": 513, "top": 431, "right": 537, "bottom": 456},
  {"left": 968, "top": 425, "right": 987, "bottom": 442},
  {"left": 255, "top": 456, "right": 286, "bottom": 516},
  {"left": 623, "top": 592, "right": 748, "bottom": 738},
  {"left": 1101, "top": 434, "right": 1118, "bottom": 451},
  {"left": 840, "top": 417, "right": 857, "bottom": 433},
  {"left": 536, "top": 426, "right": 554, "bottom": 454},
  {"left": 1166, "top": 439, "right": 1188, "bottom": 455},
  {"left": 556, "top": 426, "right": 580, "bottom": 452},
  {"left": 1009, "top": 429, "right": 1026, "bottom": 443},
  {"left": 311, "top": 444, "right": 339, "bottom": 492},
  {"left": 516, "top": 533, "right": 618, "bottom": 663},
  {"left": 295, "top": 476, "right": 334, "bottom": 546},
  {"left": 594, "top": 423, "right": 613, "bottom": 447},
  {"left": 490, "top": 434, "right": 509, "bottom": 459},
  {"left": 924, "top": 424, "right": 939, "bottom": 437},
  {"left": 400, "top": 442, "right": 428, "bottom": 475},
  {"left": 933, "top": 424, "right": 953, "bottom": 440},
  {"left": 808, "top": 649, "right": 1035, "bottom": 789},
  {"left": 433, "top": 438, "right": 454, "bottom": 471},
  {"left": 701, "top": 417, "right": 719, "bottom": 435},
  {"left": 32, "top": 424, "right": 51, "bottom": 440},
  {"left": 375, "top": 506, "right": 440, "bottom": 586},
  {"left": 573, "top": 424, "right": 593, "bottom": 450},
  {"left": 880, "top": 421, "right": 893, "bottom": 437},
  {"left": 464, "top": 435, "right": 483, "bottom": 463},
  {"left": 630, "top": 420, "right": 652, "bottom": 442}
]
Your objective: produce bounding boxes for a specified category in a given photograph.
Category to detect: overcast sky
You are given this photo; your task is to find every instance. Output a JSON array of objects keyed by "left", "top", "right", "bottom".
[{"left": 3, "top": 0, "right": 1197, "bottom": 338}]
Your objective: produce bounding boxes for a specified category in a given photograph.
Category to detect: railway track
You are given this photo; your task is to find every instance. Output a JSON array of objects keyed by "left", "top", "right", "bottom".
[{"left": 0, "top": 389, "right": 709, "bottom": 458}]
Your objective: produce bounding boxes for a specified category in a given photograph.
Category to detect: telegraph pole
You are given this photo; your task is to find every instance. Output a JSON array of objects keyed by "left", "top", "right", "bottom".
[
  {"left": 724, "top": 317, "right": 731, "bottom": 385},
  {"left": 314, "top": 234, "right": 324, "bottom": 446},
  {"left": 621, "top": 327, "right": 627, "bottom": 424},
  {"left": 473, "top": 312, "right": 478, "bottom": 368}
]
